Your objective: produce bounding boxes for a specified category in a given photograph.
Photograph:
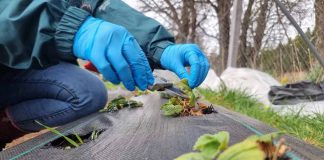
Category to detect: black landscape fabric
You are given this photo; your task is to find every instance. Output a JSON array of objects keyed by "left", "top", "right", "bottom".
[
  {"left": 269, "top": 81, "right": 324, "bottom": 105},
  {"left": 1, "top": 93, "right": 324, "bottom": 160}
]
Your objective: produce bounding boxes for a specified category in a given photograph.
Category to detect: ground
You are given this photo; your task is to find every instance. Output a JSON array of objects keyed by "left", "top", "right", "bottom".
[{"left": 5, "top": 130, "right": 48, "bottom": 150}]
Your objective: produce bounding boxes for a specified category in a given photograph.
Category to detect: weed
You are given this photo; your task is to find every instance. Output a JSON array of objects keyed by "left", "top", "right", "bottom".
[
  {"left": 35, "top": 121, "right": 80, "bottom": 148},
  {"left": 36, "top": 121, "right": 104, "bottom": 149}
]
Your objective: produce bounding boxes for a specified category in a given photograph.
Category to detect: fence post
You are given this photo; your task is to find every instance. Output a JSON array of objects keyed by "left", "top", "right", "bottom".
[{"left": 227, "top": 0, "right": 243, "bottom": 68}]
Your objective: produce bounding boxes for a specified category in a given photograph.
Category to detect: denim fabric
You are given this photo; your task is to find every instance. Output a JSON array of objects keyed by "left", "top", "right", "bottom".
[{"left": 0, "top": 62, "right": 107, "bottom": 132}]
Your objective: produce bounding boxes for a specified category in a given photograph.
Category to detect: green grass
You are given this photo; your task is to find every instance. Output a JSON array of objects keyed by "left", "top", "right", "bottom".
[
  {"left": 198, "top": 86, "right": 324, "bottom": 149},
  {"left": 35, "top": 120, "right": 80, "bottom": 148}
]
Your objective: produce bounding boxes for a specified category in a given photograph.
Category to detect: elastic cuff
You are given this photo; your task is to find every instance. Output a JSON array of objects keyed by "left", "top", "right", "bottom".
[
  {"left": 55, "top": 7, "right": 90, "bottom": 59},
  {"left": 150, "top": 41, "right": 174, "bottom": 69}
]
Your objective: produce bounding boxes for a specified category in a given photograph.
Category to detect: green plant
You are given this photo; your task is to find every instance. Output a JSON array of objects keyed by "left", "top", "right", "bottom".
[
  {"left": 99, "top": 95, "right": 143, "bottom": 112},
  {"left": 160, "top": 97, "right": 183, "bottom": 116},
  {"left": 160, "top": 79, "right": 215, "bottom": 117},
  {"left": 74, "top": 133, "right": 84, "bottom": 145},
  {"left": 35, "top": 120, "right": 80, "bottom": 148},
  {"left": 175, "top": 79, "right": 197, "bottom": 106},
  {"left": 90, "top": 129, "right": 100, "bottom": 140},
  {"left": 176, "top": 131, "right": 286, "bottom": 160}
]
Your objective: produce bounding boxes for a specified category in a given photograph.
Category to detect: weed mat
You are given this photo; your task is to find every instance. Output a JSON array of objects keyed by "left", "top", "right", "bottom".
[{"left": 1, "top": 94, "right": 323, "bottom": 160}]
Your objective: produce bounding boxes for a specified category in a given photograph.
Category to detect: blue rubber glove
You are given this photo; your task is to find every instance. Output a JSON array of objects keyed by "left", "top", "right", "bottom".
[
  {"left": 73, "top": 17, "right": 154, "bottom": 91},
  {"left": 160, "top": 44, "right": 210, "bottom": 88}
]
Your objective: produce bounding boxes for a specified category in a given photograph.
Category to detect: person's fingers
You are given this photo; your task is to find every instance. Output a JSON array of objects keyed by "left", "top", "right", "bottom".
[
  {"left": 122, "top": 36, "right": 151, "bottom": 90},
  {"left": 134, "top": 41, "right": 155, "bottom": 86},
  {"left": 185, "top": 51, "right": 201, "bottom": 88},
  {"left": 196, "top": 55, "right": 209, "bottom": 87},
  {"left": 141, "top": 51, "right": 155, "bottom": 86},
  {"left": 193, "top": 56, "right": 204, "bottom": 88},
  {"left": 99, "top": 63, "right": 120, "bottom": 84},
  {"left": 107, "top": 46, "right": 136, "bottom": 91},
  {"left": 174, "top": 65, "right": 190, "bottom": 80},
  {"left": 91, "top": 52, "right": 120, "bottom": 84}
]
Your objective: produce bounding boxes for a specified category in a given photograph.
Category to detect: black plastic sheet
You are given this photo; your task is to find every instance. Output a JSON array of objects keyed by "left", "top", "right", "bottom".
[
  {"left": 269, "top": 81, "right": 324, "bottom": 105},
  {"left": 1, "top": 93, "right": 323, "bottom": 160}
]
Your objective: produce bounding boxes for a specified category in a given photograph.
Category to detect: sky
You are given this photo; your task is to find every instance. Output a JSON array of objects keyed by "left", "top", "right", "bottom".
[
  {"left": 122, "top": 0, "right": 164, "bottom": 23},
  {"left": 122, "top": 0, "right": 316, "bottom": 53}
]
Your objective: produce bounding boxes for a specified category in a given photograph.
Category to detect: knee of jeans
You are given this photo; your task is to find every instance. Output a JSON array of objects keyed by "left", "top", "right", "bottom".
[{"left": 70, "top": 79, "right": 108, "bottom": 114}]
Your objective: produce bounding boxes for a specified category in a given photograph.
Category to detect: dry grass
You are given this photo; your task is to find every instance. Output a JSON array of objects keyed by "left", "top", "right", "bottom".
[{"left": 278, "top": 71, "right": 307, "bottom": 84}]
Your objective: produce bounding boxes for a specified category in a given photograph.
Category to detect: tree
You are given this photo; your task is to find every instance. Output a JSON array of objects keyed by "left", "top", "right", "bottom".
[
  {"left": 138, "top": 0, "right": 231, "bottom": 73},
  {"left": 238, "top": 0, "right": 255, "bottom": 67},
  {"left": 138, "top": 0, "right": 203, "bottom": 43},
  {"left": 314, "top": 0, "right": 324, "bottom": 61},
  {"left": 205, "top": 0, "right": 232, "bottom": 71},
  {"left": 137, "top": 0, "right": 311, "bottom": 74}
]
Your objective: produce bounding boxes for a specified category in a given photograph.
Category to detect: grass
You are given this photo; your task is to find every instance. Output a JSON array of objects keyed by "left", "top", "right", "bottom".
[
  {"left": 307, "top": 64, "right": 324, "bottom": 83},
  {"left": 35, "top": 121, "right": 102, "bottom": 149},
  {"left": 198, "top": 86, "right": 324, "bottom": 149},
  {"left": 35, "top": 120, "right": 80, "bottom": 148}
]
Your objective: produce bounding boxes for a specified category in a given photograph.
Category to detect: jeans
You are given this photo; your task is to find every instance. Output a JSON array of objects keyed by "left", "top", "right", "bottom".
[{"left": 0, "top": 62, "right": 108, "bottom": 132}]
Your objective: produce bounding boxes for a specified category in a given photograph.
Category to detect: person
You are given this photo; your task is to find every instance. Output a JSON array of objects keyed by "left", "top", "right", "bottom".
[{"left": 0, "top": 0, "right": 209, "bottom": 148}]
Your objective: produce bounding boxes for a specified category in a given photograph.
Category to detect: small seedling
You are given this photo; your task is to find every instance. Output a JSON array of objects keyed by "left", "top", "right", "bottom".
[
  {"left": 90, "top": 128, "right": 101, "bottom": 141},
  {"left": 160, "top": 79, "right": 215, "bottom": 117}
]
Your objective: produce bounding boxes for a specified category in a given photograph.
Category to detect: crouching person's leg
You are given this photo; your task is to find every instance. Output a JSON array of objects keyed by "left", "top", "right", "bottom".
[{"left": 0, "top": 62, "right": 107, "bottom": 146}]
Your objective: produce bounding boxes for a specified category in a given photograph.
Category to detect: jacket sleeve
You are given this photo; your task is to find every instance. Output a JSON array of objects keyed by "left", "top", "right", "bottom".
[
  {"left": 94, "top": 0, "right": 175, "bottom": 69},
  {"left": 0, "top": 0, "right": 92, "bottom": 69}
]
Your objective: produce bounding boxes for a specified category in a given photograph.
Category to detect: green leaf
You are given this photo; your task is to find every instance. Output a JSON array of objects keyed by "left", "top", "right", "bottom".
[
  {"left": 214, "top": 131, "right": 230, "bottom": 150},
  {"left": 161, "top": 104, "right": 183, "bottom": 116},
  {"left": 218, "top": 139, "right": 265, "bottom": 160},
  {"left": 35, "top": 120, "right": 79, "bottom": 148},
  {"left": 128, "top": 100, "right": 143, "bottom": 108},
  {"left": 74, "top": 133, "right": 84, "bottom": 144},
  {"left": 258, "top": 132, "right": 283, "bottom": 143},
  {"left": 193, "top": 131, "right": 229, "bottom": 159},
  {"left": 175, "top": 152, "right": 209, "bottom": 160},
  {"left": 176, "top": 79, "right": 197, "bottom": 106},
  {"left": 193, "top": 134, "right": 220, "bottom": 151},
  {"left": 91, "top": 130, "right": 97, "bottom": 140},
  {"left": 100, "top": 96, "right": 143, "bottom": 112}
]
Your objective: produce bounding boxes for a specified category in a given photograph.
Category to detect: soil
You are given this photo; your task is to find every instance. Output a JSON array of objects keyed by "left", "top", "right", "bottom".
[{"left": 5, "top": 129, "right": 48, "bottom": 149}]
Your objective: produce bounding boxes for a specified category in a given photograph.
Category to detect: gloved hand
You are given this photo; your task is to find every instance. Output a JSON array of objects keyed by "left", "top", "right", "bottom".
[
  {"left": 160, "top": 44, "right": 209, "bottom": 88},
  {"left": 73, "top": 17, "right": 154, "bottom": 91}
]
